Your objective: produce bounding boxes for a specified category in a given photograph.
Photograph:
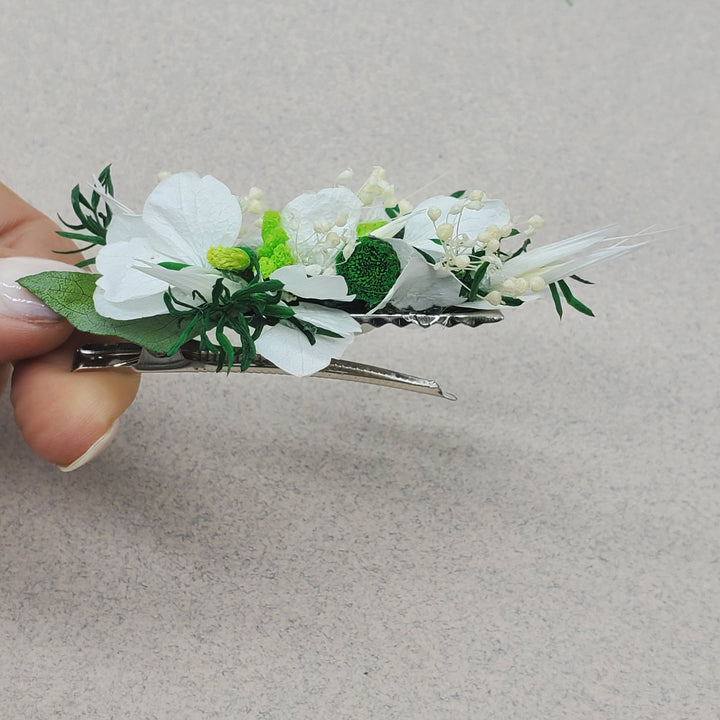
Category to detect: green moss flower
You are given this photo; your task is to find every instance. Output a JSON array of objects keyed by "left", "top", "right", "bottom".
[
  {"left": 257, "top": 209, "right": 295, "bottom": 276},
  {"left": 336, "top": 237, "right": 401, "bottom": 307}
]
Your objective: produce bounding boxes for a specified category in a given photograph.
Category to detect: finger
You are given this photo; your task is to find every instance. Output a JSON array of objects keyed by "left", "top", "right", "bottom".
[
  {"left": 0, "top": 362, "right": 10, "bottom": 397},
  {"left": 0, "top": 256, "right": 79, "bottom": 363},
  {"left": 0, "top": 182, "right": 81, "bottom": 363},
  {"left": 10, "top": 333, "right": 141, "bottom": 468},
  {"left": 0, "top": 181, "right": 76, "bottom": 258}
]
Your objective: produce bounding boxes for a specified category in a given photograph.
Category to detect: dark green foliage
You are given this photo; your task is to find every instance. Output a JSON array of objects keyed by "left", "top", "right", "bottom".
[
  {"left": 164, "top": 248, "right": 295, "bottom": 372},
  {"left": 56, "top": 165, "right": 115, "bottom": 266}
]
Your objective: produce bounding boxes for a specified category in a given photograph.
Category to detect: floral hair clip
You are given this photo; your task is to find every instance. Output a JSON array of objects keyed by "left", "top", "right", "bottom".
[{"left": 19, "top": 166, "right": 646, "bottom": 397}]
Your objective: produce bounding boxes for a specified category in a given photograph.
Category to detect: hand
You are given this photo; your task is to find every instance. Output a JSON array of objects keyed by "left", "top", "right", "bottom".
[{"left": 0, "top": 181, "right": 140, "bottom": 470}]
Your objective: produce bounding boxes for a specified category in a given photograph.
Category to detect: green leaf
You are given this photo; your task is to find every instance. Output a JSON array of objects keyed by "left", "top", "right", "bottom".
[
  {"left": 56, "top": 231, "right": 105, "bottom": 244},
  {"left": 18, "top": 271, "right": 191, "bottom": 354},
  {"left": 508, "top": 238, "right": 531, "bottom": 259},
  {"left": 557, "top": 279, "right": 594, "bottom": 317},
  {"left": 450, "top": 190, "right": 466, "bottom": 198},
  {"left": 501, "top": 296, "right": 524, "bottom": 306},
  {"left": 467, "top": 261, "right": 489, "bottom": 301},
  {"left": 570, "top": 274, "right": 594, "bottom": 285},
  {"left": 413, "top": 247, "right": 437, "bottom": 264},
  {"left": 549, "top": 282, "right": 563, "bottom": 318},
  {"left": 158, "top": 261, "right": 190, "bottom": 271}
]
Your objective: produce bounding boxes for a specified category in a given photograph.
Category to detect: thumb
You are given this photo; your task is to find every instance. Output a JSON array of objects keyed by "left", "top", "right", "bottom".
[{"left": 0, "top": 256, "right": 78, "bottom": 364}]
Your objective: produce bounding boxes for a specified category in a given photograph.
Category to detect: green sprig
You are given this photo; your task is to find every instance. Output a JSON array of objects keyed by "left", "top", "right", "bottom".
[
  {"left": 56, "top": 165, "right": 115, "bottom": 267},
  {"left": 163, "top": 248, "right": 295, "bottom": 372}
]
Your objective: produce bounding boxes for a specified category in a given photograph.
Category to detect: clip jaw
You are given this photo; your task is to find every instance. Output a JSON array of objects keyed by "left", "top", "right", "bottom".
[{"left": 72, "top": 309, "right": 503, "bottom": 400}]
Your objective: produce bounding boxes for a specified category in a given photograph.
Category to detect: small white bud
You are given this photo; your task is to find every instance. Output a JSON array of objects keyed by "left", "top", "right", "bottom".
[
  {"left": 448, "top": 204, "right": 463, "bottom": 215},
  {"left": 500, "top": 223, "right": 514, "bottom": 237},
  {"left": 305, "top": 264, "right": 322, "bottom": 276},
  {"left": 529, "top": 276, "right": 546, "bottom": 292},
  {"left": 485, "top": 290, "right": 503, "bottom": 306},
  {"left": 528, "top": 214, "right": 545, "bottom": 229},
  {"left": 398, "top": 199, "right": 413, "bottom": 215},
  {"left": 436, "top": 222, "right": 454, "bottom": 241},
  {"left": 514, "top": 277, "right": 528, "bottom": 296},
  {"left": 313, "top": 221, "right": 332, "bottom": 234},
  {"left": 468, "top": 189, "right": 485, "bottom": 201},
  {"left": 427, "top": 206, "right": 443, "bottom": 222},
  {"left": 322, "top": 266, "right": 337, "bottom": 276},
  {"left": 336, "top": 168, "right": 354, "bottom": 182},
  {"left": 501, "top": 278, "right": 517, "bottom": 294},
  {"left": 334, "top": 211, "right": 349, "bottom": 227},
  {"left": 486, "top": 238, "right": 500, "bottom": 254},
  {"left": 357, "top": 190, "right": 374, "bottom": 206},
  {"left": 453, "top": 254, "right": 470, "bottom": 269},
  {"left": 326, "top": 231, "right": 342, "bottom": 247},
  {"left": 246, "top": 199, "right": 265, "bottom": 215},
  {"left": 248, "top": 186, "right": 263, "bottom": 200},
  {"left": 465, "top": 200, "right": 483, "bottom": 211}
]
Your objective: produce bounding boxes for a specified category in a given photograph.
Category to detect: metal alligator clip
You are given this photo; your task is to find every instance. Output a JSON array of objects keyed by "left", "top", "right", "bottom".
[{"left": 72, "top": 309, "right": 503, "bottom": 400}]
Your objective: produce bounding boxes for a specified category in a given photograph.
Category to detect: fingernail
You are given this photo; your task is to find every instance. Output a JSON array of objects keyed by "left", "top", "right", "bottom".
[
  {"left": 57, "top": 420, "right": 119, "bottom": 472},
  {"left": 0, "top": 256, "right": 75, "bottom": 321}
]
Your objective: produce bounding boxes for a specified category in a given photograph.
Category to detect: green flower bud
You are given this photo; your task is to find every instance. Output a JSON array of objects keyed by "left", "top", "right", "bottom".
[{"left": 207, "top": 246, "right": 250, "bottom": 271}]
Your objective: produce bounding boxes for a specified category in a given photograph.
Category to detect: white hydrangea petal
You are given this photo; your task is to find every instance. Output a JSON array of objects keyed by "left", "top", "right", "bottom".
[
  {"left": 142, "top": 171, "right": 243, "bottom": 266},
  {"left": 104, "top": 209, "right": 155, "bottom": 248},
  {"left": 255, "top": 322, "right": 355, "bottom": 376},
  {"left": 292, "top": 302, "right": 361, "bottom": 335},
  {"left": 281, "top": 187, "right": 362, "bottom": 267},
  {"left": 93, "top": 286, "right": 169, "bottom": 320},
  {"left": 133, "top": 262, "right": 233, "bottom": 299},
  {"left": 95, "top": 238, "right": 170, "bottom": 302},
  {"left": 371, "top": 256, "right": 464, "bottom": 312},
  {"left": 386, "top": 236, "right": 443, "bottom": 264},
  {"left": 361, "top": 213, "right": 411, "bottom": 240},
  {"left": 270, "top": 264, "right": 354, "bottom": 301}
]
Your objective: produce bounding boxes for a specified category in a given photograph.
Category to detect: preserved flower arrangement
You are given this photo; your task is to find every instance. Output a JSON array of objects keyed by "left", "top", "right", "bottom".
[{"left": 18, "top": 166, "right": 645, "bottom": 378}]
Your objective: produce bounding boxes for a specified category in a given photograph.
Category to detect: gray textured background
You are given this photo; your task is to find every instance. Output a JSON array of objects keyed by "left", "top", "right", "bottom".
[{"left": 1, "top": 1, "right": 718, "bottom": 717}]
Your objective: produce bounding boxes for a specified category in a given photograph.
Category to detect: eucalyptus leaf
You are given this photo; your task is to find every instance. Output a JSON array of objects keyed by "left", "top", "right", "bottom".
[{"left": 18, "top": 271, "right": 190, "bottom": 354}]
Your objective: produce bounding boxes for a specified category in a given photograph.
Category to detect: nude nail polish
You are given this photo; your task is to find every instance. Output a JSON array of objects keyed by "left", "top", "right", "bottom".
[{"left": 0, "top": 256, "right": 76, "bottom": 321}]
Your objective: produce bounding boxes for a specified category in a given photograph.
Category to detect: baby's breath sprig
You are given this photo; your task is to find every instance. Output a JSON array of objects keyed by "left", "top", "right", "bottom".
[
  {"left": 55, "top": 165, "right": 114, "bottom": 268},
  {"left": 164, "top": 248, "right": 295, "bottom": 372}
]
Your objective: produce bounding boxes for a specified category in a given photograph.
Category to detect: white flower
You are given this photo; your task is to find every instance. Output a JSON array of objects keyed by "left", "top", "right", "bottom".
[
  {"left": 370, "top": 237, "right": 465, "bottom": 312},
  {"left": 280, "top": 187, "right": 363, "bottom": 271},
  {"left": 93, "top": 171, "right": 243, "bottom": 320},
  {"left": 253, "top": 264, "right": 361, "bottom": 376}
]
